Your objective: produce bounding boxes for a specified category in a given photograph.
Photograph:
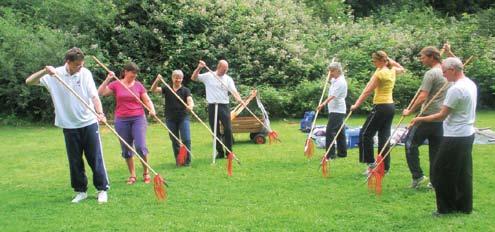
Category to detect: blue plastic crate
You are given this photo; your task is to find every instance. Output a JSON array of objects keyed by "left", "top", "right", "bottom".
[{"left": 345, "top": 127, "right": 360, "bottom": 148}]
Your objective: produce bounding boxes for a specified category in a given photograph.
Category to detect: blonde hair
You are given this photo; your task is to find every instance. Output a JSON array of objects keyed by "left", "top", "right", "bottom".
[
  {"left": 172, "top": 70, "right": 184, "bottom": 78},
  {"left": 372, "top": 50, "right": 392, "bottom": 68}
]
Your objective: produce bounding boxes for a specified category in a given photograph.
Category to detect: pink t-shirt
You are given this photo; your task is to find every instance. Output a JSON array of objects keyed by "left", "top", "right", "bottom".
[{"left": 108, "top": 80, "right": 146, "bottom": 118}]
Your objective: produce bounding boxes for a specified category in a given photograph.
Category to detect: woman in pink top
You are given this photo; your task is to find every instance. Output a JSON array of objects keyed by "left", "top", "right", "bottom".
[{"left": 98, "top": 62, "right": 156, "bottom": 184}]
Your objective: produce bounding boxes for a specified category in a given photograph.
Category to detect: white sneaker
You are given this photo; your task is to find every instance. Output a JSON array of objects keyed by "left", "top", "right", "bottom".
[
  {"left": 71, "top": 192, "right": 88, "bottom": 203},
  {"left": 97, "top": 191, "right": 108, "bottom": 204}
]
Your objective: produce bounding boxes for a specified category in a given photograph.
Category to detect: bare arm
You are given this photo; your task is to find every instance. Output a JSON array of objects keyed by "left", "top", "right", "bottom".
[
  {"left": 443, "top": 43, "right": 456, "bottom": 57},
  {"left": 186, "top": 96, "right": 194, "bottom": 111},
  {"left": 317, "top": 96, "right": 336, "bottom": 111},
  {"left": 91, "top": 95, "right": 107, "bottom": 123},
  {"left": 403, "top": 90, "right": 429, "bottom": 116},
  {"left": 411, "top": 105, "right": 450, "bottom": 125},
  {"left": 388, "top": 58, "right": 405, "bottom": 75},
  {"left": 26, "top": 66, "right": 56, "bottom": 85},
  {"left": 141, "top": 92, "right": 156, "bottom": 116},
  {"left": 150, "top": 74, "right": 163, "bottom": 94},
  {"left": 350, "top": 76, "right": 379, "bottom": 110},
  {"left": 191, "top": 60, "right": 206, "bottom": 81},
  {"left": 97, "top": 72, "right": 115, "bottom": 96}
]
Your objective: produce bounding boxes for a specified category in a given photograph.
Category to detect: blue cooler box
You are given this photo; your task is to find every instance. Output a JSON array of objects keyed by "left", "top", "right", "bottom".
[{"left": 345, "top": 127, "right": 360, "bottom": 148}]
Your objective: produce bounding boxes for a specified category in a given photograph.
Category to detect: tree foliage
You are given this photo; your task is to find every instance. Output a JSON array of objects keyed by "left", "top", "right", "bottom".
[{"left": 1, "top": 0, "right": 494, "bottom": 122}]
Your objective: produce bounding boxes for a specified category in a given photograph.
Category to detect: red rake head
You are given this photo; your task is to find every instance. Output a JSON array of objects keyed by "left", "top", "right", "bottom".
[
  {"left": 367, "top": 155, "right": 385, "bottom": 195},
  {"left": 153, "top": 174, "right": 167, "bottom": 201},
  {"left": 322, "top": 158, "right": 329, "bottom": 178},
  {"left": 304, "top": 139, "right": 315, "bottom": 158},
  {"left": 177, "top": 144, "right": 188, "bottom": 166},
  {"left": 367, "top": 169, "right": 383, "bottom": 195},
  {"left": 227, "top": 152, "right": 234, "bottom": 176},
  {"left": 268, "top": 131, "right": 280, "bottom": 144},
  {"left": 375, "top": 154, "right": 385, "bottom": 178}
]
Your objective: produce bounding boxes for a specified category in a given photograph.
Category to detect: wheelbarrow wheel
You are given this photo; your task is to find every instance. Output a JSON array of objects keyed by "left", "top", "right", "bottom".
[{"left": 253, "top": 134, "right": 266, "bottom": 144}]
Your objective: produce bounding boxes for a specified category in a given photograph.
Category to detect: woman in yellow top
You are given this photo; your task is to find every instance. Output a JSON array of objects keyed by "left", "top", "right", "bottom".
[{"left": 350, "top": 51, "right": 404, "bottom": 174}]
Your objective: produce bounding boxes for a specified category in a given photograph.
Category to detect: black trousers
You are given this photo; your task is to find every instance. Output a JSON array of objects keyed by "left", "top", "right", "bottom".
[
  {"left": 405, "top": 121, "right": 443, "bottom": 180},
  {"left": 62, "top": 123, "right": 109, "bottom": 192},
  {"left": 359, "top": 104, "right": 395, "bottom": 170},
  {"left": 208, "top": 104, "right": 233, "bottom": 157},
  {"left": 433, "top": 135, "right": 474, "bottom": 214},
  {"left": 325, "top": 112, "right": 347, "bottom": 158}
]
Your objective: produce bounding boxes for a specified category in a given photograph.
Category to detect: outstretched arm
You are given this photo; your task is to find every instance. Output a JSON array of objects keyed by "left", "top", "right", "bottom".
[
  {"left": 26, "top": 66, "right": 56, "bottom": 85},
  {"left": 191, "top": 60, "right": 206, "bottom": 81}
]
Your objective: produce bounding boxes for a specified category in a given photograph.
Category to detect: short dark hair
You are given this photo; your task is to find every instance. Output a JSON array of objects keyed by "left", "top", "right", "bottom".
[{"left": 64, "top": 47, "right": 85, "bottom": 62}]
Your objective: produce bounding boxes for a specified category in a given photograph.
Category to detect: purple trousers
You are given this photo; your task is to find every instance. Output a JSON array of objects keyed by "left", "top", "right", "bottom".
[{"left": 114, "top": 115, "right": 149, "bottom": 158}]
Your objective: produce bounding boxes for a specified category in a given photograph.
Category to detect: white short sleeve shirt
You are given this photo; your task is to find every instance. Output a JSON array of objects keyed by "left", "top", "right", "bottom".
[
  {"left": 197, "top": 72, "right": 237, "bottom": 104},
  {"left": 327, "top": 75, "right": 347, "bottom": 114},
  {"left": 39, "top": 65, "right": 98, "bottom": 129},
  {"left": 442, "top": 77, "right": 477, "bottom": 137}
]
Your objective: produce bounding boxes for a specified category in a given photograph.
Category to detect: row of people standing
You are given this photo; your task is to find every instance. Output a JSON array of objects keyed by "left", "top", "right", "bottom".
[
  {"left": 25, "top": 47, "right": 242, "bottom": 203},
  {"left": 316, "top": 44, "right": 476, "bottom": 216}
]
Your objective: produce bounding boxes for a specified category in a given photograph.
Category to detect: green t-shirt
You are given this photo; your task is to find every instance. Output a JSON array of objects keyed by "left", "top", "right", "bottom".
[{"left": 420, "top": 67, "right": 448, "bottom": 116}]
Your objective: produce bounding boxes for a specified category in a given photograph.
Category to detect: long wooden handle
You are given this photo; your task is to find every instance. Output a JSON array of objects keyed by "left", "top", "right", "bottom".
[
  {"left": 305, "top": 71, "right": 332, "bottom": 147},
  {"left": 157, "top": 76, "right": 241, "bottom": 164},
  {"left": 203, "top": 65, "right": 272, "bottom": 133},
  {"left": 51, "top": 73, "right": 159, "bottom": 175},
  {"left": 320, "top": 110, "right": 353, "bottom": 164},
  {"left": 91, "top": 56, "right": 192, "bottom": 156}
]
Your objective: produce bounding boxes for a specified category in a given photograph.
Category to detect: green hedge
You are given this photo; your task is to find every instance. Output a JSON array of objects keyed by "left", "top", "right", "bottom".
[{"left": 1, "top": 0, "right": 494, "bottom": 123}]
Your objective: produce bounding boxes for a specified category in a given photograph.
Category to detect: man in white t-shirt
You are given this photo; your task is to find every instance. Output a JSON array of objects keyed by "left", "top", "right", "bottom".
[
  {"left": 411, "top": 57, "right": 477, "bottom": 216},
  {"left": 26, "top": 48, "right": 109, "bottom": 203},
  {"left": 191, "top": 60, "right": 244, "bottom": 158},
  {"left": 318, "top": 62, "right": 347, "bottom": 159}
]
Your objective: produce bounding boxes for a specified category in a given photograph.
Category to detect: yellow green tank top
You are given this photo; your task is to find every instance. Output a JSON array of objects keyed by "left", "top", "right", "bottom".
[{"left": 373, "top": 67, "right": 395, "bottom": 104}]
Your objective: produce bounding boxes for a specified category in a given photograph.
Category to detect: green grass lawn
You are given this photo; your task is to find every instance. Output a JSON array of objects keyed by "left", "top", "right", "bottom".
[{"left": 1, "top": 111, "right": 494, "bottom": 231}]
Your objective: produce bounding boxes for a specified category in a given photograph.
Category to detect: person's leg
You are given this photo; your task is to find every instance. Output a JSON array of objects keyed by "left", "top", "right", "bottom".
[
  {"left": 179, "top": 115, "right": 192, "bottom": 165},
  {"left": 81, "top": 123, "right": 109, "bottom": 191},
  {"left": 456, "top": 134, "right": 474, "bottom": 213},
  {"left": 335, "top": 113, "right": 347, "bottom": 157},
  {"left": 115, "top": 117, "right": 136, "bottom": 178},
  {"left": 433, "top": 137, "right": 457, "bottom": 214},
  {"left": 218, "top": 104, "right": 233, "bottom": 152},
  {"left": 63, "top": 128, "right": 87, "bottom": 192},
  {"left": 208, "top": 104, "right": 224, "bottom": 158},
  {"left": 405, "top": 123, "right": 428, "bottom": 180},
  {"left": 325, "top": 113, "right": 339, "bottom": 159},
  {"left": 359, "top": 106, "right": 380, "bottom": 164},
  {"left": 377, "top": 104, "right": 395, "bottom": 171},
  {"left": 131, "top": 115, "right": 150, "bottom": 177},
  {"left": 427, "top": 122, "right": 443, "bottom": 186},
  {"left": 166, "top": 118, "right": 180, "bottom": 162}
]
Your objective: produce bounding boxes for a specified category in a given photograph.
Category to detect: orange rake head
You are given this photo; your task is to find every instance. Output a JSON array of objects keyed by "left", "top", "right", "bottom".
[
  {"left": 322, "top": 157, "right": 329, "bottom": 178},
  {"left": 367, "top": 155, "right": 385, "bottom": 195},
  {"left": 153, "top": 174, "right": 167, "bottom": 201},
  {"left": 268, "top": 131, "right": 280, "bottom": 144},
  {"left": 304, "top": 138, "right": 315, "bottom": 158},
  {"left": 177, "top": 144, "right": 188, "bottom": 166},
  {"left": 227, "top": 152, "right": 234, "bottom": 176}
]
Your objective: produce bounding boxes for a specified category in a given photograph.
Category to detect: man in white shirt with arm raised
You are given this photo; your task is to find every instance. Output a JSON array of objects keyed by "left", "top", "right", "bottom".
[
  {"left": 191, "top": 59, "right": 244, "bottom": 159},
  {"left": 25, "top": 47, "right": 110, "bottom": 203}
]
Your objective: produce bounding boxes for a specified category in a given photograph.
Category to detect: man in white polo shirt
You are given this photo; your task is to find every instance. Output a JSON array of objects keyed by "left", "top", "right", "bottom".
[
  {"left": 26, "top": 47, "right": 109, "bottom": 203},
  {"left": 318, "top": 62, "right": 348, "bottom": 159},
  {"left": 191, "top": 59, "right": 244, "bottom": 159},
  {"left": 411, "top": 57, "right": 477, "bottom": 216}
]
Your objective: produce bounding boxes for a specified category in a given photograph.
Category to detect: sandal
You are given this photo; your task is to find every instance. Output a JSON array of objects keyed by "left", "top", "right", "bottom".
[
  {"left": 126, "top": 176, "right": 136, "bottom": 185},
  {"left": 143, "top": 173, "right": 151, "bottom": 184}
]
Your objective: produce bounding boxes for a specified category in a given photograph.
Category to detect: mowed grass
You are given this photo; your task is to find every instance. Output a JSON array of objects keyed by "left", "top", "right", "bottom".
[{"left": 1, "top": 111, "right": 495, "bottom": 231}]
